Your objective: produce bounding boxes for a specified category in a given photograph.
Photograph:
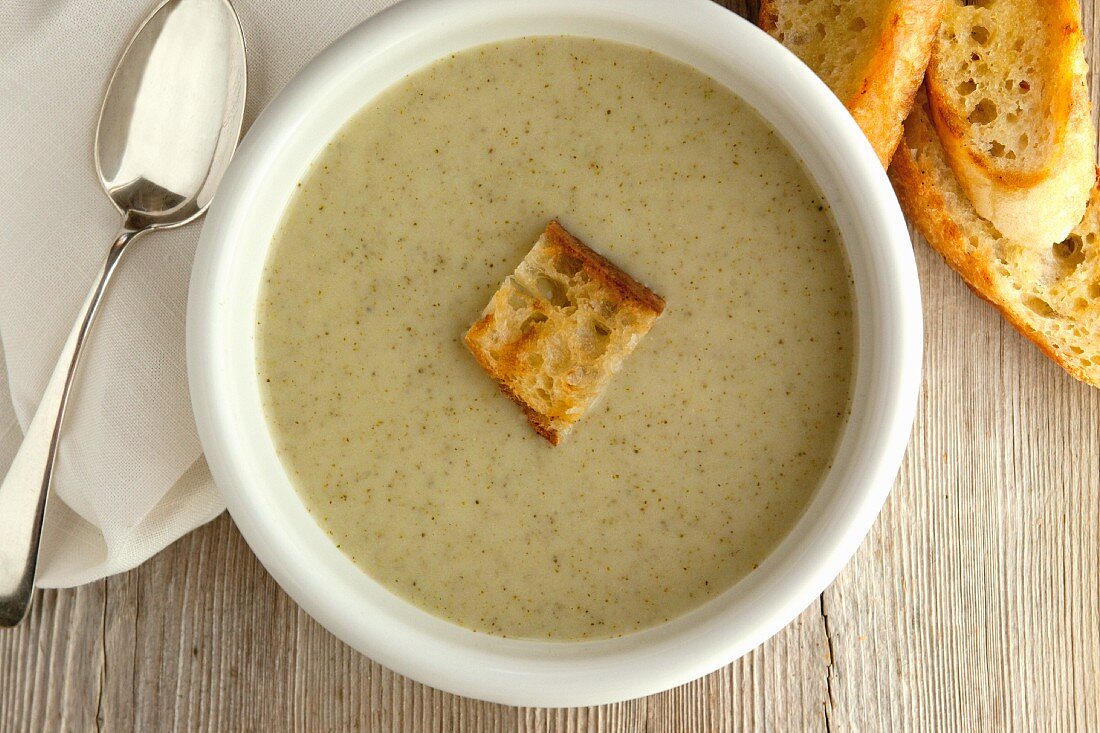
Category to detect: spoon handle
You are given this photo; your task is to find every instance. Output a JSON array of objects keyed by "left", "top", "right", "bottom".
[{"left": 0, "top": 227, "right": 144, "bottom": 627}]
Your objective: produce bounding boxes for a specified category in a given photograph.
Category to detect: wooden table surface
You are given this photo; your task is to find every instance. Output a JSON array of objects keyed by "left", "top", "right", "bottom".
[{"left": 3, "top": 2, "right": 1099, "bottom": 730}]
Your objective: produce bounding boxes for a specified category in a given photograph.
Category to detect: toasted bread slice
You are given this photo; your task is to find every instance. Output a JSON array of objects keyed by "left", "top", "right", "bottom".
[
  {"left": 464, "top": 221, "right": 666, "bottom": 444},
  {"left": 925, "top": 0, "right": 1094, "bottom": 245},
  {"left": 759, "top": 0, "right": 943, "bottom": 166},
  {"left": 890, "top": 87, "right": 1100, "bottom": 386}
]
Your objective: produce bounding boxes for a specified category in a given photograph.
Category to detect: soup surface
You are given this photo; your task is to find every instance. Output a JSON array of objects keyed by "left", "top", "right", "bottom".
[{"left": 257, "top": 37, "right": 854, "bottom": 639}]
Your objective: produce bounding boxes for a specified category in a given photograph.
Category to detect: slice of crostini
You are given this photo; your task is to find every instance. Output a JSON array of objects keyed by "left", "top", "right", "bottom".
[
  {"left": 890, "top": 87, "right": 1100, "bottom": 386},
  {"left": 759, "top": 0, "right": 943, "bottom": 167},
  {"left": 464, "top": 221, "right": 666, "bottom": 445},
  {"left": 925, "top": 0, "right": 1095, "bottom": 245}
]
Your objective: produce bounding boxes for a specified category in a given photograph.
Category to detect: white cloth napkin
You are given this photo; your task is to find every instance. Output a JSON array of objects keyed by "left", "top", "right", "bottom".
[{"left": 0, "top": 0, "right": 395, "bottom": 587}]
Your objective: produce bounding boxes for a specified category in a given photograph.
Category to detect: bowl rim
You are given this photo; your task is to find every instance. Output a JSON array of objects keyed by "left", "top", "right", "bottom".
[{"left": 187, "top": 0, "right": 923, "bottom": 707}]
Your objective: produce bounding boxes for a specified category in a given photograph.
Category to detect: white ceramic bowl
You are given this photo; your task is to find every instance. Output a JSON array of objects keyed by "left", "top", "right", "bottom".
[{"left": 187, "top": 0, "right": 922, "bottom": 707}]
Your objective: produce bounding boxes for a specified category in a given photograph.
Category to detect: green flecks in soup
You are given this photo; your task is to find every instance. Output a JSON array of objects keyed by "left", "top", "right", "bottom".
[{"left": 256, "top": 36, "right": 854, "bottom": 640}]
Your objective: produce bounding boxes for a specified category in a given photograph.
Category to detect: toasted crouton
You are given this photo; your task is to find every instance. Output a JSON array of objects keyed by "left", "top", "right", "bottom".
[
  {"left": 759, "top": 0, "right": 943, "bottom": 166},
  {"left": 925, "top": 0, "right": 1095, "bottom": 245},
  {"left": 890, "top": 87, "right": 1100, "bottom": 386},
  {"left": 464, "top": 221, "right": 665, "bottom": 444}
]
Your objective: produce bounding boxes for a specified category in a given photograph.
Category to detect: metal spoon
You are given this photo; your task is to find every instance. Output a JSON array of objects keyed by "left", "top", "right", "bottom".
[{"left": 0, "top": 0, "right": 246, "bottom": 627}]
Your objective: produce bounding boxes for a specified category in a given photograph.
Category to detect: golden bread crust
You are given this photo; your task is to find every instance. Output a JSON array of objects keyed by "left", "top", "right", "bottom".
[
  {"left": 925, "top": 0, "right": 1094, "bottom": 244},
  {"left": 464, "top": 221, "right": 665, "bottom": 444},
  {"left": 542, "top": 220, "right": 666, "bottom": 314},
  {"left": 759, "top": 0, "right": 943, "bottom": 166},
  {"left": 890, "top": 87, "right": 1100, "bottom": 387}
]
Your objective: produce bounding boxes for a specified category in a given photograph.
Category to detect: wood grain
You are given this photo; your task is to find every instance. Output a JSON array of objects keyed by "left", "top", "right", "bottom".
[{"left": 2, "top": 0, "right": 1099, "bottom": 730}]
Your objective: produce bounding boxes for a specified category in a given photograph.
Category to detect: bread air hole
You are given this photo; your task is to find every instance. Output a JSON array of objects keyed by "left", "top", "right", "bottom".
[
  {"left": 969, "top": 98, "right": 998, "bottom": 125},
  {"left": 521, "top": 312, "right": 549, "bottom": 333},
  {"left": 586, "top": 322, "right": 611, "bottom": 355},
  {"left": 990, "top": 140, "right": 1014, "bottom": 159},
  {"left": 553, "top": 254, "right": 582, "bottom": 277},
  {"left": 536, "top": 275, "right": 570, "bottom": 308},
  {"left": 509, "top": 279, "right": 538, "bottom": 309},
  {"left": 958, "top": 79, "right": 977, "bottom": 96},
  {"left": 970, "top": 25, "right": 990, "bottom": 46},
  {"left": 849, "top": 16, "right": 866, "bottom": 32},
  {"left": 1089, "top": 282, "right": 1100, "bottom": 299},
  {"left": 1023, "top": 296, "right": 1056, "bottom": 318},
  {"left": 1053, "top": 235, "right": 1086, "bottom": 271}
]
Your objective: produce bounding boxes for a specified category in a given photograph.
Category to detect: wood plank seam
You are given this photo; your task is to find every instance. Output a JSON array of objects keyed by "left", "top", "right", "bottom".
[
  {"left": 96, "top": 582, "right": 106, "bottom": 733},
  {"left": 819, "top": 595, "right": 836, "bottom": 733}
]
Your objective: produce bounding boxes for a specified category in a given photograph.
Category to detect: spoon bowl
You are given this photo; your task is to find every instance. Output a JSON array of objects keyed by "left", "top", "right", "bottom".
[
  {"left": 96, "top": 0, "right": 246, "bottom": 230},
  {"left": 0, "top": 0, "right": 246, "bottom": 627}
]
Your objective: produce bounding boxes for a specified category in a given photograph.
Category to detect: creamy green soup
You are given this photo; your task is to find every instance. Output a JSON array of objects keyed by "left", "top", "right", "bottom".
[{"left": 257, "top": 37, "right": 854, "bottom": 639}]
